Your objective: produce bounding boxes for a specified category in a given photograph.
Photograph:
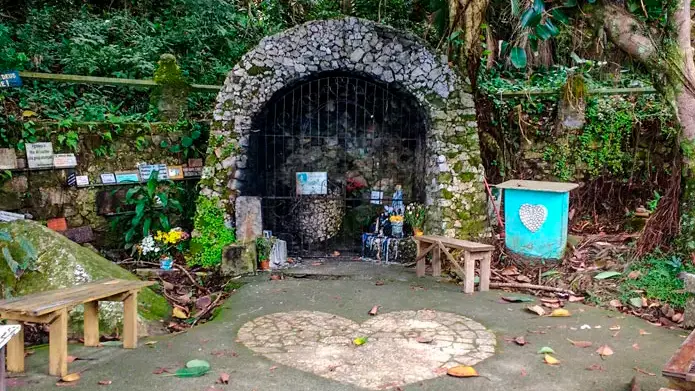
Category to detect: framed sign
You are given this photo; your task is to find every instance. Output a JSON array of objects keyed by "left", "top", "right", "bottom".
[
  {"left": 100, "top": 173, "right": 116, "bottom": 185},
  {"left": 0, "top": 149, "right": 17, "bottom": 169},
  {"left": 138, "top": 164, "right": 168, "bottom": 181},
  {"left": 0, "top": 71, "right": 22, "bottom": 88},
  {"left": 296, "top": 172, "right": 327, "bottom": 195},
  {"left": 76, "top": 175, "right": 89, "bottom": 187},
  {"left": 167, "top": 165, "right": 184, "bottom": 180},
  {"left": 0, "top": 211, "right": 25, "bottom": 222},
  {"left": 53, "top": 153, "right": 77, "bottom": 168},
  {"left": 115, "top": 171, "right": 140, "bottom": 184},
  {"left": 183, "top": 166, "right": 202, "bottom": 177},
  {"left": 26, "top": 142, "right": 54, "bottom": 169}
]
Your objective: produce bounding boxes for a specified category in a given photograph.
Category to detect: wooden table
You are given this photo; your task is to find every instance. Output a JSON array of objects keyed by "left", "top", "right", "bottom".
[
  {"left": 412, "top": 235, "right": 494, "bottom": 293},
  {"left": 0, "top": 279, "right": 155, "bottom": 377},
  {"left": 663, "top": 327, "right": 695, "bottom": 391}
]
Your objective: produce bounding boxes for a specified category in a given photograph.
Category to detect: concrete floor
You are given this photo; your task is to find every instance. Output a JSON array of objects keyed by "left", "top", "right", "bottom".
[{"left": 13, "top": 261, "right": 688, "bottom": 390}]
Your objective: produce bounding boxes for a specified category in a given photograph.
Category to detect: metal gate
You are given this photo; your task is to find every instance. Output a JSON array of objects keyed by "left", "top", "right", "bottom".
[{"left": 248, "top": 72, "right": 428, "bottom": 257}]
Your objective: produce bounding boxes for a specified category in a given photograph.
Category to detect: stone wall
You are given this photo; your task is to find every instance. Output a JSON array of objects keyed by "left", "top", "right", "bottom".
[
  {"left": 200, "top": 17, "right": 488, "bottom": 239},
  {"left": 0, "top": 124, "right": 203, "bottom": 245}
]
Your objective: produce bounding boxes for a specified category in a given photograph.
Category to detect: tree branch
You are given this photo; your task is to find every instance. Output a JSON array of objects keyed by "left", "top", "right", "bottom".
[{"left": 600, "top": 4, "right": 656, "bottom": 63}]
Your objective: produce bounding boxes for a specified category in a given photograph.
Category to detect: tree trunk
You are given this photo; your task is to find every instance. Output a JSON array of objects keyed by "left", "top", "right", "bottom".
[{"left": 600, "top": 0, "right": 695, "bottom": 249}]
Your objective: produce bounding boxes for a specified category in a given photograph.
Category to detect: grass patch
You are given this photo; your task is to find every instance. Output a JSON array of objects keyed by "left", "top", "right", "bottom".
[{"left": 619, "top": 252, "right": 694, "bottom": 310}]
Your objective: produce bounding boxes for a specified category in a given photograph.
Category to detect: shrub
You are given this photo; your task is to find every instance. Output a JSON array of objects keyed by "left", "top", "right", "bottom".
[{"left": 189, "top": 197, "right": 235, "bottom": 267}]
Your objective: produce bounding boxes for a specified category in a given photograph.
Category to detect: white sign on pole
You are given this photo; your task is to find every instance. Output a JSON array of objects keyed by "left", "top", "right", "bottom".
[
  {"left": 296, "top": 172, "right": 327, "bottom": 195},
  {"left": 26, "top": 142, "right": 54, "bottom": 169}
]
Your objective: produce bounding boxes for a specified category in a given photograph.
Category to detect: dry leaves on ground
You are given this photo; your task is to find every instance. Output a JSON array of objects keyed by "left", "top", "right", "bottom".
[
  {"left": 218, "top": 373, "right": 230, "bottom": 384},
  {"left": 447, "top": 365, "right": 479, "bottom": 377},
  {"left": 544, "top": 354, "right": 560, "bottom": 365},
  {"left": 368, "top": 306, "right": 379, "bottom": 316},
  {"left": 513, "top": 336, "right": 527, "bottom": 346},
  {"left": 568, "top": 339, "right": 592, "bottom": 348},
  {"left": 596, "top": 345, "right": 614, "bottom": 357},
  {"left": 550, "top": 309, "right": 571, "bottom": 317}
]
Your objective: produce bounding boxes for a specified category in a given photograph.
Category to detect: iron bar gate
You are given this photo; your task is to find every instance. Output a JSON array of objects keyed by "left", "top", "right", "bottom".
[{"left": 248, "top": 72, "right": 428, "bottom": 257}]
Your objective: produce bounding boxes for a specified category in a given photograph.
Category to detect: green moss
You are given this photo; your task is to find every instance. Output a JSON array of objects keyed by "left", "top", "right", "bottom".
[
  {"left": 452, "top": 161, "right": 464, "bottom": 173},
  {"left": 441, "top": 188, "right": 454, "bottom": 200},
  {"left": 190, "top": 196, "right": 236, "bottom": 267},
  {"left": 438, "top": 172, "right": 452, "bottom": 183},
  {"left": 468, "top": 155, "right": 482, "bottom": 167},
  {"left": 458, "top": 172, "right": 475, "bottom": 182},
  {"left": 247, "top": 65, "right": 270, "bottom": 76},
  {"left": 153, "top": 54, "right": 187, "bottom": 87}
]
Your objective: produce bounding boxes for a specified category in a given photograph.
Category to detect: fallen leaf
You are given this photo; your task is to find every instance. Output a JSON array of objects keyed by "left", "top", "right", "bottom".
[
  {"left": 609, "top": 325, "right": 621, "bottom": 331},
  {"left": 175, "top": 366, "right": 209, "bottom": 378},
  {"left": 172, "top": 306, "right": 188, "bottom": 319},
  {"left": 594, "top": 271, "right": 622, "bottom": 280},
  {"left": 544, "top": 354, "right": 560, "bottom": 365},
  {"left": 627, "top": 270, "right": 642, "bottom": 279},
  {"left": 541, "top": 298, "right": 560, "bottom": 304},
  {"left": 152, "top": 367, "right": 170, "bottom": 375},
  {"left": 537, "top": 346, "right": 555, "bottom": 354},
  {"left": 568, "top": 339, "right": 592, "bottom": 348},
  {"left": 629, "top": 297, "right": 643, "bottom": 308},
  {"left": 447, "top": 365, "right": 479, "bottom": 377},
  {"left": 513, "top": 336, "right": 527, "bottom": 346},
  {"left": 501, "top": 266, "right": 520, "bottom": 276},
  {"left": 97, "top": 380, "right": 112, "bottom": 386},
  {"left": 375, "top": 280, "right": 385, "bottom": 286},
  {"left": 609, "top": 299, "right": 623, "bottom": 307},
  {"left": 596, "top": 344, "right": 614, "bottom": 357},
  {"left": 66, "top": 355, "right": 77, "bottom": 363},
  {"left": 633, "top": 367, "right": 655, "bottom": 376},
  {"left": 145, "top": 341, "right": 158, "bottom": 346},
  {"left": 542, "top": 302, "right": 561, "bottom": 309},
  {"left": 541, "top": 269, "right": 561, "bottom": 277},
  {"left": 550, "top": 309, "right": 571, "bottom": 317},
  {"left": 311, "top": 262, "right": 323, "bottom": 266},
  {"left": 186, "top": 359, "right": 210, "bottom": 369},
  {"left": 673, "top": 313, "right": 683, "bottom": 322},
  {"left": 516, "top": 275, "right": 532, "bottom": 283},
  {"left": 520, "top": 368, "right": 527, "bottom": 377},
  {"left": 368, "top": 306, "right": 379, "bottom": 316},
  {"left": 416, "top": 336, "right": 433, "bottom": 344},
  {"left": 353, "top": 337, "right": 368, "bottom": 346},
  {"left": 632, "top": 343, "right": 640, "bottom": 350},
  {"left": 527, "top": 305, "right": 546, "bottom": 316},
  {"left": 569, "top": 296, "right": 585, "bottom": 302},
  {"left": 218, "top": 373, "right": 230, "bottom": 384},
  {"left": 502, "top": 296, "right": 534, "bottom": 303},
  {"left": 61, "top": 373, "right": 81, "bottom": 382},
  {"left": 269, "top": 366, "right": 278, "bottom": 371},
  {"left": 22, "top": 110, "right": 37, "bottom": 117},
  {"left": 586, "top": 364, "right": 604, "bottom": 371}
]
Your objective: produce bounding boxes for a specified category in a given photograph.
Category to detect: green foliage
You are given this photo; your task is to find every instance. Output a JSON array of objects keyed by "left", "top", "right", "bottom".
[
  {"left": 159, "top": 119, "right": 205, "bottom": 158},
  {"left": 255, "top": 237, "right": 275, "bottom": 262},
  {"left": 113, "top": 171, "right": 183, "bottom": 247},
  {"left": 620, "top": 253, "right": 694, "bottom": 309},
  {"left": 189, "top": 197, "right": 235, "bottom": 268}
]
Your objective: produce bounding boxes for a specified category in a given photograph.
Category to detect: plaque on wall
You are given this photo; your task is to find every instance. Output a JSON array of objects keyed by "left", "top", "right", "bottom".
[
  {"left": 100, "top": 173, "right": 116, "bottom": 185},
  {"left": 76, "top": 175, "right": 89, "bottom": 187},
  {"left": 167, "top": 165, "right": 184, "bottom": 180},
  {"left": 67, "top": 172, "right": 77, "bottom": 187},
  {"left": 296, "top": 172, "right": 328, "bottom": 195},
  {"left": 0, "top": 71, "right": 22, "bottom": 88},
  {"left": 53, "top": 153, "right": 77, "bottom": 168},
  {"left": 0, "top": 149, "right": 17, "bottom": 169},
  {"left": 183, "top": 166, "right": 203, "bottom": 177},
  {"left": 26, "top": 142, "right": 54, "bottom": 169},
  {"left": 115, "top": 171, "right": 140, "bottom": 184},
  {"left": 188, "top": 158, "right": 203, "bottom": 167},
  {"left": 138, "top": 164, "right": 168, "bottom": 181}
]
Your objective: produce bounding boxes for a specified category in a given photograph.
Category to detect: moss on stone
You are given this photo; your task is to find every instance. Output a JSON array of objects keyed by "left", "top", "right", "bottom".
[
  {"left": 441, "top": 188, "right": 454, "bottom": 200},
  {"left": 248, "top": 65, "right": 271, "bottom": 76},
  {"left": 437, "top": 172, "right": 452, "bottom": 183},
  {"left": 458, "top": 172, "right": 475, "bottom": 182},
  {"left": 452, "top": 161, "right": 464, "bottom": 173}
]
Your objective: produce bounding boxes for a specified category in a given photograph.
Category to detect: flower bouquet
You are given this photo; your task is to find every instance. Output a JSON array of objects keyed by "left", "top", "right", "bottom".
[
  {"left": 405, "top": 203, "right": 426, "bottom": 236},
  {"left": 137, "top": 227, "right": 190, "bottom": 270}
]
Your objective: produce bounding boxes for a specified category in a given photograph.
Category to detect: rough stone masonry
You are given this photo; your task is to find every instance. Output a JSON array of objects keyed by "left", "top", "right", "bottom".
[{"left": 198, "top": 17, "right": 487, "bottom": 239}]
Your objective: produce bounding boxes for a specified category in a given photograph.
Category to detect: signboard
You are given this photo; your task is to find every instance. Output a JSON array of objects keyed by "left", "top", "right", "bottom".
[
  {"left": 76, "top": 175, "right": 89, "bottom": 187},
  {"left": 296, "top": 172, "right": 327, "bottom": 195},
  {"left": 138, "top": 164, "right": 168, "bottom": 181},
  {"left": 100, "top": 173, "right": 116, "bottom": 184},
  {"left": 0, "top": 325, "right": 21, "bottom": 350},
  {"left": 115, "top": 171, "right": 140, "bottom": 184},
  {"left": 67, "top": 172, "right": 77, "bottom": 187},
  {"left": 26, "top": 142, "right": 54, "bottom": 169},
  {"left": 0, "top": 71, "right": 22, "bottom": 88},
  {"left": 183, "top": 166, "right": 203, "bottom": 177},
  {"left": 0, "top": 148, "right": 17, "bottom": 169},
  {"left": 167, "top": 165, "right": 184, "bottom": 180},
  {"left": 53, "top": 153, "right": 77, "bottom": 168},
  {"left": 370, "top": 190, "right": 383, "bottom": 205},
  {"left": 0, "top": 211, "right": 25, "bottom": 222}
]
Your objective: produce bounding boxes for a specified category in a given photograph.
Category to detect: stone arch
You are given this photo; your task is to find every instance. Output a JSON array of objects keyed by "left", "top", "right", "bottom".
[{"left": 199, "top": 17, "right": 487, "bottom": 238}]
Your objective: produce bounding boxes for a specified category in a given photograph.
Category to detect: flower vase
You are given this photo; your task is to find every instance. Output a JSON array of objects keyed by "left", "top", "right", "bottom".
[{"left": 391, "top": 221, "right": 403, "bottom": 238}]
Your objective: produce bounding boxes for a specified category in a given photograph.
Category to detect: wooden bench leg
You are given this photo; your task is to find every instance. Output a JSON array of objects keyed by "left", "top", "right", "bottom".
[
  {"left": 415, "top": 241, "right": 426, "bottom": 277},
  {"left": 84, "top": 301, "right": 100, "bottom": 347},
  {"left": 463, "top": 251, "right": 475, "bottom": 294},
  {"left": 480, "top": 252, "right": 491, "bottom": 292},
  {"left": 432, "top": 246, "right": 441, "bottom": 277},
  {"left": 49, "top": 309, "right": 68, "bottom": 377},
  {"left": 6, "top": 321, "right": 23, "bottom": 373},
  {"left": 123, "top": 291, "right": 138, "bottom": 349}
]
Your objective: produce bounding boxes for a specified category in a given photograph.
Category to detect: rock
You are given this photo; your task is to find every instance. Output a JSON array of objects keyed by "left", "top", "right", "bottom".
[
  {"left": 221, "top": 242, "right": 257, "bottom": 276},
  {"left": 350, "top": 48, "right": 365, "bottom": 62},
  {"left": 0, "top": 220, "right": 169, "bottom": 336},
  {"left": 235, "top": 196, "right": 263, "bottom": 242}
]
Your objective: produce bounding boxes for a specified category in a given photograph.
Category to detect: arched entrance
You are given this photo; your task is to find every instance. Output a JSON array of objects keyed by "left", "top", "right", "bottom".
[
  {"left": 247, "top": 71, "right": 428, "bottom": 255},
  {"left": 198, "top": 17, "right": 487, "bottom": 249}
]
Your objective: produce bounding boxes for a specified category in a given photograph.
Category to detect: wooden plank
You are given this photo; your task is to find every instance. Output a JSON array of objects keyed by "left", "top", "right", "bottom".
[
  {"left": 6, "top": 321, "right": 23, "bottom": 373},
  {"left": 437, "top": 242, "right": 468, "bottom": 282},
  {"left": 480, "top": 251, "right": 491, "bottom": 292},
  {"left": 415, "top": 242, "right": 435, "bottom": 277},
  {"left": 0, "top": 280, "right": 119, "bottom": 310},
  {"left": 413, "top": 235, "right": 494, "bottom": 252},
  {"left": 123, "top": 291, "right": 138, "bottom": 349},
  {"left": 1, "top": 346, "right": 5, "bottom": 391},
  {"left": 496, "top": 86, "right": 657, "bottom": 97},
  {"left": 0, "top": 312, "right": 59, "bottom": 324},
  {"left": 664, "top": 327, "right": 695, "bottom": 381},
  {"left": 431, "top": 246, "right": 441, "bottom": 277},
  {"left": 48, "top": 309, "right": 68, "bottom": 377},
  {"left": 83, "top": 301, "right": 99, "bottom": 347},
  {"left": 463, "top": 251, "right": 475, "bottom": 294}
]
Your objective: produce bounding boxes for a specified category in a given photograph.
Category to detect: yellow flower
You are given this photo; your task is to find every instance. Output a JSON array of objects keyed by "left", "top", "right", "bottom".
[{"left": 389, "top": 215, "right": 403, "bottom": 223}]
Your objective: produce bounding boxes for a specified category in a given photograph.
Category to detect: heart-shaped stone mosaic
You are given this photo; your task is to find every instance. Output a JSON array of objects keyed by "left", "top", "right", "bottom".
[
  {"left": 519, "top": 203, "right": 548, "bottom": 233},
  {"left": 237, "top": 310, "right": 495, "bottom": 390}
]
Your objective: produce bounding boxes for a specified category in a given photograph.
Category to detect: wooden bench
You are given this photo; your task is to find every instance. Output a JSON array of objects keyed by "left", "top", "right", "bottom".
[
  {"left": 412, "top": 235, "right": 494, "bottom": 293},
  {"left": 0, "top": 279, "right": 155, "bottom": 377}
]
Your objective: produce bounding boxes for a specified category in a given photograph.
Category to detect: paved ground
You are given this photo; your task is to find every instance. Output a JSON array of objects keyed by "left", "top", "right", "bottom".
[{"left": 14, "top": 261, "right": 689, "bottom": 390}]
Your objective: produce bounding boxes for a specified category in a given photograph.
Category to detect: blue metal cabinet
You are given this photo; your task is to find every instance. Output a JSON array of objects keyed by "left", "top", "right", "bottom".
[{"left": 496, "top": 180, "right": 578, "bottom": 259}]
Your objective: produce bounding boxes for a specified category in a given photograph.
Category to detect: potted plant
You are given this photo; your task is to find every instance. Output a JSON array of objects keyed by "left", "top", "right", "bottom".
[
  {"left": 255, "top": 237, "right": 274, "bottom": 270},
  {"left": 405, "top": 203, "right": 426, "bottom": 236}
]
